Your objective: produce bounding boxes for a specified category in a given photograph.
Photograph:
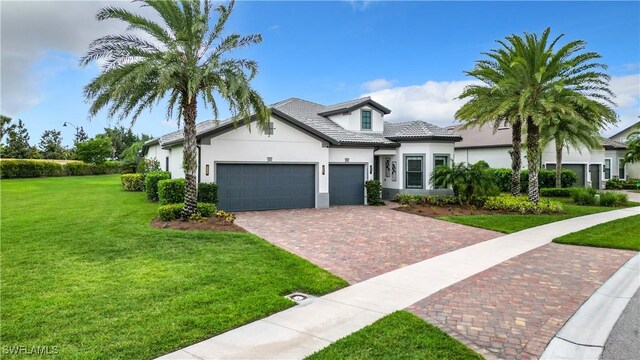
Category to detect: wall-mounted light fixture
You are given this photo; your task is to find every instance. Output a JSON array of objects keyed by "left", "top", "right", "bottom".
[
  {"left": 322, "top": 165, "right": 325, "bottom": 175},
  {"left": 205, "top": 164, "right": 210, "bottom": 176},
  {"left": 369, "top": 165, "right": 373, "bottom": 174},
  {"left": 345, "top": 158, "right": 350, "bottom": 163}
]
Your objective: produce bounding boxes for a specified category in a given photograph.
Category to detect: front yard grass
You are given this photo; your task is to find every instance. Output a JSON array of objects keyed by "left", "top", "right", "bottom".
[
  {"left": 553, "top": 215, "right": 640, "bottom": 251},
  {"left": 439, "top": 198, "right": 635, "bottom": 233},
  {"left": 307, "top": 311, "right": 481, "bottom": 360},
  {"left": 0, "top": 175, "right": 347, "bottom": 359}
]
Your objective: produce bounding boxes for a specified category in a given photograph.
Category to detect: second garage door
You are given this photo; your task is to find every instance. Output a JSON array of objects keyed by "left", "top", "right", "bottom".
[
  {"left": 329, "top": 164, "right": 365, "bottom": 205},
  {"left": 217, "top": 164, "right": 315, "bottom": 211}
]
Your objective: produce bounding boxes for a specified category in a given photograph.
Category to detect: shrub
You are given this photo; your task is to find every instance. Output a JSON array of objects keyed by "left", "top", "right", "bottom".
[
  {"left": 540, "top": 188, "right": 573, "bottom": 197},
  {"left": 145, "top": 171, "right": 171, "bottom": 202},
  {"left": 121, "top": 174, "right": 145, "bottom": 191},
  {"left": 571, "top": 187, "right": 597, "bottom": 206},
  {"left": 488, "top": 168, "right": 513, "bottom": 192},
  {"left": 393, "top": 193, "right": 423, "bottom": 205},
  {"left": 364, "top": 180, "right": 384, "bottom": 205},
  {"left": 137, "top": 158, "right": 161, "bottom": 174},
  {"left": 424, "top": 195, "right": 459, "bottom": 206},
  {"left": 483, "top": 194, "right": 563, "bottom": 214},
  {"left": 157, "top": 202, "right": 217, "bottom": 221},
  {"left": 598, "top": 192, "right": 628, "bottom": 207},
  {"left": 0, "top": 159, "right": 122, "bottom": 178},
  {"left": 215, "top": 210, "right": 236, "bottom": 223},
  {"left": 605, "top": 178, "right": 624, "bottom": 190},
  {"left": 158, "top": 178, "right": 185, "bottom": 205},
  {"left": 429, "top": 161, "right": 496, "bottom": 205},
  {"left": 197, "top": 183, "right": 218, "bottom": 204}
]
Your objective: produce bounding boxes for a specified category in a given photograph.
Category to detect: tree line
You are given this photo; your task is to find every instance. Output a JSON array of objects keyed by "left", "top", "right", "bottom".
[{"left": 0, "top": 115, "right": 152, "bottom": 167}]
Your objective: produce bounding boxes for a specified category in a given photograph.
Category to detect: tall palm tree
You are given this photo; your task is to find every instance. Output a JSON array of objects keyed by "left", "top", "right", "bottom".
[
  {"left": 542, "top": 114, "right": 603, "bottom": 188},
  {"left": 624, "top": 127, "right": 640, "bottom": 164},
  {"left": 456, "top": 47, "right": 523, "bottom": 197},
  {"left": 469, "top": 28, "right": 616, "bottom": 203},
  {"left": 81, "top": 0, "right": 270, "bottom": 218}
]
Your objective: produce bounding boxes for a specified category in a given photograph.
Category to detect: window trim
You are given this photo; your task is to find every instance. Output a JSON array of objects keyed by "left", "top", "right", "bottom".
[
  {"left": 603, "top": 158, "right": 611, "bottom": 180},
  {"left": 433, "top": 154, "right": 450, "bottom": 189},
  {"left": 404, "top": 154, "right": 425, "bottom": 189},
  {"left": 618, "top": 158, "right": 626, "bottom": 180},
  {"left": 360, "top": 109, "right": 372, "bottom": 131}
]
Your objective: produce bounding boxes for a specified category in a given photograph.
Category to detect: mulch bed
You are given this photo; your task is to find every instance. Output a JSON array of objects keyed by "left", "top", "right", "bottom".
[
  {"left": 151, "top": 217, "right": 247, "bottom": 233},
  {"left": 395, "top": 203, "right": 506, "bottom": 218}
]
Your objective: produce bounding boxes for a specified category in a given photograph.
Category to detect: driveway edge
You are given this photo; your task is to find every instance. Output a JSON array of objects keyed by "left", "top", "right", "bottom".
[{"left": 540, "top": 253, "right": 640, "bottom": 360}]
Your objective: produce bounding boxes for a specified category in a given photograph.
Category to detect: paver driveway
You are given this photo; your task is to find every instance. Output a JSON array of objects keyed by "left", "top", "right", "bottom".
[
  {"left": 235, "top": 205, "right": 501, "bottom": 283},
  {"left": 408, "top": 243, "right": 637, "bottom": 360}
]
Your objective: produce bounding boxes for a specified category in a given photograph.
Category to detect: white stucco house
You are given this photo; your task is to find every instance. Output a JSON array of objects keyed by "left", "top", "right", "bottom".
[
  {"left": 451, "top": 124, "right": 628, "bottom": 189},
  {"left": 609, "top": 121, "right": 639, "bottom": 179},
  {"left": 143, "top": 97, "right": 461, "bottom": 211}
]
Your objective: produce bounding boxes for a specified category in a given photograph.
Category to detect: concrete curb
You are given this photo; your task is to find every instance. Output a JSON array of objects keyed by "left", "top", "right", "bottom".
[{"left": 540, "top": 254, "right": 640, "bottom": 360}]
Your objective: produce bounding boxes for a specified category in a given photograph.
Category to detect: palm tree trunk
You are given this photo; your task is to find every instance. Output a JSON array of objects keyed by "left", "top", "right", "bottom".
[
  {"left": 526, "top": 116, "right": 540, "bottom": 204},
  {"left": 181, "top": 97, "right": 199, "bottom": 220},
  {"left": 555, "top": 140, "right": 563, "bottom": 188},
  {"left": 510, "top": 118, "right": 522, "bottom": 196}
]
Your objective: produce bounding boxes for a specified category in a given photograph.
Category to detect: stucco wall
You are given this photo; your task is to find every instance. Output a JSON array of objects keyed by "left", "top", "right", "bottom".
[
  {"left": 454, "top": 147, "right": 523, "bottom": 169},
  {"left": 327, "top": 106, "right": 385, "bottom": 133}
]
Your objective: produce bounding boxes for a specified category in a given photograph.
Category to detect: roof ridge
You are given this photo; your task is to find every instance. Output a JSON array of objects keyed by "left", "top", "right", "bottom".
[{"left": 324, "top": 96, "right": 371, "bottom": 108}]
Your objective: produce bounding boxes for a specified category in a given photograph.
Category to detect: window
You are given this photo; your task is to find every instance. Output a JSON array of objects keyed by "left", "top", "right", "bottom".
[
  {"left": 619, "top": 159, "right": 626, "bottom": 179},
  {"left": 434, "top": 155, "right": 449, "bottom": 189},
  {"left": 265, "top": 121, "right": 274, "bottom": 136},
  {"left": 603, "top": 159, "right": 611, "bottom": 180},
  {"left": 165, "top": 157, "right": 169, "bottom": 171},
  {"left": 405, "top": 155, "right": 423, "bottom": 189},
  {"left": 361, "top": 110, "right": 372, "bottom": 130}
]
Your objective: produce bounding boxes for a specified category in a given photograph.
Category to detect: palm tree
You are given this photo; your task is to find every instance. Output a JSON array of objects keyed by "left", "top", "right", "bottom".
[
  {"left": 542, "top": 110, "right": 609, "bottom": 188},
  {"left": 81, "top": 0, "right": 270, "bottom": 219},
  {"left": 464, "top": 28, "right": 616, "bottom": 204},
  {"left": 429, "top": 162, "right": 496, "bottom": 205},
  {"left": 456, "top": 47, "right": 523, "bottom": 197},
  {"left": 624, "top": 128, "right": 640, "bottom": 164}
]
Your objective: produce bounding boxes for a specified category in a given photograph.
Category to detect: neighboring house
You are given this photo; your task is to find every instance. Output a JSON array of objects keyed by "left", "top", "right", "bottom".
[
  {"left": 609, "top": 121, "right": 640, "bottom": 179},
  {"left": 451, "top": 124, "right": 628, "bottom": 189},
  {"left": 143, "top": 97, "right": 461, "bottom": 211}
]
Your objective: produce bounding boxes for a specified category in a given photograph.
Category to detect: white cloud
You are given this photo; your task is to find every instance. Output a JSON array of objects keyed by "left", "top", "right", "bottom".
[
  {"left": 363, "top": 79, "right": 479, "bottom": 127},
  {"left": 0, "top": 1, "right": 158, "bottom": 115},
  {"left": 160, "top": 119, "right": 178, "bottom": 129},
  {"left": 345, "top": 0, "right": 372, "bottom": 11},
  {"left": 362, "top": 78, "right": 395, "bottom": 92},
  {"left": 364, "top": 75, "right": 640, "bottom": 133}
]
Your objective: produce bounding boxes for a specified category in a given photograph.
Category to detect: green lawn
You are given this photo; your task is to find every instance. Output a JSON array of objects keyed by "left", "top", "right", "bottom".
[
  {"left": 553, "top": 215, "right": 640, "bottom": 251},
  {"left": 0, "top": 175, "right": 347, "bottom": 359},
  {"left": 307, "top": 311, "right": 481, "bottom": 360},
  {"left": 439, "top": 198, "right": 633, "bottom": 233}
]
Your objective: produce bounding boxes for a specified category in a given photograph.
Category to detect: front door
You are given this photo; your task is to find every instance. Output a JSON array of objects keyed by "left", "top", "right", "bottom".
[{"left": 590, "top": 164, "right": 601, "bottom": 189}]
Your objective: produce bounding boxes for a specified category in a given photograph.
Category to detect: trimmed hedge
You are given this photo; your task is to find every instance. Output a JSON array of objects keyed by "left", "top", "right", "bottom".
[
  {"left": 484, "top": 194, "right": 563, "bottom": 214},
  {"left": 121, "top": 173, "right": 145, "bottom": 191},
  {"left": 145, "top": 171, "right": 171, "bottom": 202},
  {"left": 0, "top": 159, "right": 122, "bottom": 178},
  {"left": 158, "top": 178, "right": 185, "bottom": 205},
  {"left": 392, "top": 193, "right": 460, "bottom": 206},
  {"left": 487, "top": 168, "right": 578, "bottom": 192},
  {"left": 157, "top": 203, "right": 216, "bottom": 221},
  {"left": 539, "top": 188, "right": 573, "bottom": 197},
  {"left": 364, "top": 180, "right": 384, "bottom": 205},
  {"left": 606, "top": 178, "right": 640, "bottom": 190},
  {"left": 197, "top": 183, "right": 218, "bottom": 204}
]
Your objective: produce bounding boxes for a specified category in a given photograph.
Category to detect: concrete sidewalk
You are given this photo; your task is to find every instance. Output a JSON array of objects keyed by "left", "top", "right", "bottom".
[{"left": 157, "top": 206, "right": 640, "bottom": 360}]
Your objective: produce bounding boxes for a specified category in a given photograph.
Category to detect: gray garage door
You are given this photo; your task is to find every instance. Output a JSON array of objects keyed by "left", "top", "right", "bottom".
[
  {"left": 217, "top": 164, "right": 315, "bottom": 211},
  {"left": 547, "top": 164, "right": 586, "bottom": 186},
  {"left": 329, "top": 164, "right": 365, "bottom": 205}
]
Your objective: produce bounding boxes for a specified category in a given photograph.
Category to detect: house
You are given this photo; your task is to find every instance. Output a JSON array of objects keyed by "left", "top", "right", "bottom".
[
  {"left": 608, "top": 121, "right": 639, "bottom": 179},
  {"left": 452, "top": 124, "right": 628, "bottom": 189},
  {"left": 143, "top": 97, "right": 461, "bottom": 211}
]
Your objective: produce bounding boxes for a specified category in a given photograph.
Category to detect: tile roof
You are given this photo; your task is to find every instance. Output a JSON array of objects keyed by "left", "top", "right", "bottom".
[
  {"left": 600, "top": 137, "right": 627, "bottom": 149},
  {"left": 152, "top": 97, "right": 456, "bottom": 148}
]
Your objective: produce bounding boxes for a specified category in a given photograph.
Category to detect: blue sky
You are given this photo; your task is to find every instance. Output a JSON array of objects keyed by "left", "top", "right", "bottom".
[{"left": 2, "top": 1, "right": 639, "bottom": 146}]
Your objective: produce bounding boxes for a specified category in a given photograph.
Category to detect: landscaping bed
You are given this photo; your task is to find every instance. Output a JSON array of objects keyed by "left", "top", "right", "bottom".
[
  {"left": 396, "top": 203, "right": 511, "bottom": 217},
  {"left": 151, "top": 216, "right": 246, "bottom": 232}
]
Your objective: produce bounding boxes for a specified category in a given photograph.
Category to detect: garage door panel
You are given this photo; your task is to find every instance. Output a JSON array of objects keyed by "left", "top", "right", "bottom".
[
  {"left": 217, "top": 164, "right": 315, "bottom": 211},
  {"left": 329, "top": 164, "right": 365, "bottom": 206}
]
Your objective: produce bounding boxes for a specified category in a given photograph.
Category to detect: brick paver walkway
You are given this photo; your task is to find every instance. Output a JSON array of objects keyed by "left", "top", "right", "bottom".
[
  {"left": 236, "top": 206, "right": 501, "bottom": 283},
  {"left": 408, "top": 243, "right": 637, "bottom": 360}
]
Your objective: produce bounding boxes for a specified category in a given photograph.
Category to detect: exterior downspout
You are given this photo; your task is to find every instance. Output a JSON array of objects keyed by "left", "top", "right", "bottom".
[{"left": 197, "top": 145, "right": 201, "bottom": 184}]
